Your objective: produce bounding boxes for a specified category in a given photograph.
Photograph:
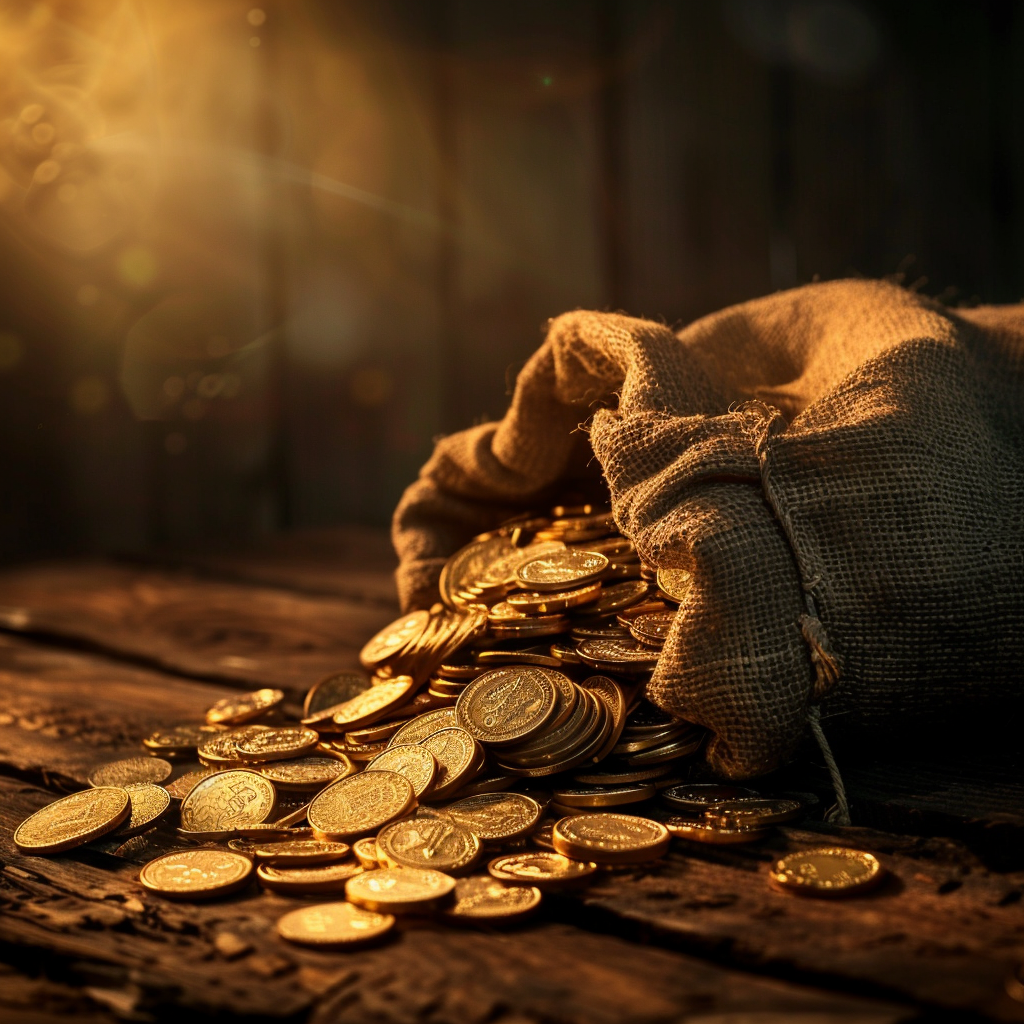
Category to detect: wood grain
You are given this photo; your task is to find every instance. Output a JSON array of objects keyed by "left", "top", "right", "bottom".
[
  {"left": 0, "top": 561, "right": 398, "bottom": 697},
  {"left": 0, "top": 776, "right": 908, "bottom": 1024}
]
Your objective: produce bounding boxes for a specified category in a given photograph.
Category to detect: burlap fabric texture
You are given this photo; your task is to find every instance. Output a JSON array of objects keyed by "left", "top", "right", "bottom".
[{"left": 393, "top": 280, "right": 1024, "bottom": 781}]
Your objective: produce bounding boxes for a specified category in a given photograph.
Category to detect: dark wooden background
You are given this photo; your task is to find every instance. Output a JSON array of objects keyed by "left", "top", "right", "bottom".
[{"left": 0, "top": 0, "right": 1020, "bottom": 560}]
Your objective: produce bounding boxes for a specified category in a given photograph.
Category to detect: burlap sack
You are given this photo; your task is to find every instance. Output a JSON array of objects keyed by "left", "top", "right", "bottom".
[{"left": 392, "top": 280, "right": 1024, "bottom": 781}]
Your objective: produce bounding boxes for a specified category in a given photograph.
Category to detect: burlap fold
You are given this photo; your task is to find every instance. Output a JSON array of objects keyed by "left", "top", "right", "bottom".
[{"left": 392, "top": 280, "right": 1024, "bottom": 778}]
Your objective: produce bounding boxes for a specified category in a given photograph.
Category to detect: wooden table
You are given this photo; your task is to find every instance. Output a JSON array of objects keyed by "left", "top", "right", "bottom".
[{"left": 0, "top": 528, "right": 1022, "bottom": 1024}]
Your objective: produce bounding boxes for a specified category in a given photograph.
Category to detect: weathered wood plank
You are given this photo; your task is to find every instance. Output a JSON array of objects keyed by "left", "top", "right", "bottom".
[
  {"left": 143, "top": 525, "right": 399, "bottom": 606},
  {"left": 0, "top": 777, "right": 908, "bottom": 1024},
  {"left": 0, "top": 561, "right": 397, "bottom": 697},
  {"left": 0, "top": 634, "right": 237, "bottom": 789},
  {"left": 581, "top": 823, "right": 1024, "bottom": 1022}
]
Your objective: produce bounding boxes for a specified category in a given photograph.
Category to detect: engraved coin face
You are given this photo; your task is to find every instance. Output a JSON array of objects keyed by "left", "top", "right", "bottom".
[
  {"left": 659, "top": 783, "right": 759, "bottom": 811},
  {"left": 577, "top": 638, "right": 658, "bottom": 668},
  {"left": 257, "top": 860, "right": 363, "bottom": 893},
  {"left": 444, "top": 876, "right": 541, "bottom": 922},
  {"left": 505, "top": 581, "right": 603, "bottom": 614},
  {"left": 366, "top": 744, "right": 437, "bottom": 797},
  {"left": 376, "top": 817, "right": 481, "bottom": 874},
  {"left": 140, "top": 849, "right": 253, "bottom": 899},
  {"left": 488, "top": 851, "right": 598, "bottom": 890},
  {"left": 353, "top": 836, "right": 381, "bottom": 869},
  {"left": 629, "top": 611, "right": 676, "bottom": 645},
  {"left": 14, "top": 787, "right": 131, "bottom": 854},
  {"left": 307, "top": 770, "right": 414, "bottom": 838},
  {"left": 304, "top": 671, "right": 371, "bottom": 717},
  {"left": 277, "top": 901, "right": 395, "bottom": 947},
  {"left": 455, "top": 666, "right": 559, "bottom": 745},
  {"left": 444, "top": 793, "right": 542, "bottom": 841},
  {"left": 359, "top": 610, "right": 430, "bottom": 668},
  {"left": 235, "top": 726, "right": 320, "bottom": 762},
  {"left": 256, "top": 756, "right": 354, "bottom": 790},
  {"left": 706, "top": 798, "right": 802, "bottom": 828},
  {"left": 345, "top": 867, "right": 456, "bottom": 913},
  {"left": 419, "top": 728, "right": 479, "bottom": 795},
  {"left": 111, "top": 783, "right": 172, "bottom": 837},
  {"left": 656, "top": 568, "right": 693, "bottom": 603},
  {"left": 515, "top": 549, "right": 609, "bottom": 592},
  {"left": 552, "top": 813, "right": 670, "bottom": 864},
  {"left": 88, "top": 757, "right": 172, "bottom": 788},
  {"left": 165, "top": 769, "right": 220, "bottom": 801},
  {"left": 586, "top": 580, "right": 650, "bottom": 616},
  {"left": 205, "top": 688, "right": 283, "bottom": 726},
  {"left": 180, "top": 769, "right": 277, "bottom": 833},
  {"left": 253, "top": 839, "right": 350, "bottom": 865},
  {"left": 313, "top": 679, "right": 414, "bottom": 729},
  {"left": 143, "top": 724, "right": 221, "bottom": 754},
  {"left": 663, "top": 818, "right": 767, "bottom": 845},
  {"left": 769, "top": 847, "right": 883, "bottom": 897},
  {"left": 387, "top": 707, "right": 457, "bottom": 747}
]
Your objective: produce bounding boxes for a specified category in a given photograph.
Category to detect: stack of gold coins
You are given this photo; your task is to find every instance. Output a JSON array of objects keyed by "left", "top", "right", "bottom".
[{"left": 13, "top": 502, "right": 880, "bottom": 949}]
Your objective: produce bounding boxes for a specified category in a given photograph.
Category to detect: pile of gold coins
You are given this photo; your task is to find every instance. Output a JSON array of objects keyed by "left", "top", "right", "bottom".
[{"left": 12, "top": 505, "right": 884, "bottom": 946}]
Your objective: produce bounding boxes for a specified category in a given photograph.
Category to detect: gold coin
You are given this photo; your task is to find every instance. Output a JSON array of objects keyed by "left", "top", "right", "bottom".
[
  {"left": 88, "top": 757, "right": 172, "bottom": 788},
  {"left": 365, "top": 744, "right": 438, "bottom": 798},
  {"left": 277, "top": 901, "right": 394, "bottom": 947},
  {"left": 455, "top": 666, "right": 559, "bottom": 746},
  {"left": 14, "top": 787, "right": 131, "bottom": 855},
  {"left": 662, "top": 817, "right": 769, "bottom": 844},
  {"left": 305, "top": 678, "right": 415, "bottom": 731},
  {"left": 253, "top": 839, "right": 350, "bottom": 865},
  {"left": 142, "top": 724, "right": 221, "bottom": 756},
  {"left": 515, "top": 549, "right": 609, "bottom": 592},
  {"left": 235, "top": 726, "right": 320, "bottom": 763},
  {"left": 444, "top": 793, "right": 542, "bottom": 841},
  {"left": 706, "top": 798, "right": 802, "bottom": 828},
  {"left": 584, "top": 580, "right": 649, "bottom": 616},
  {"left": 256, "top": 756, "right": 355, "bottom": 791},
  {"left": 387, "top": 708, "right": 458, "bottom": 749},
  {"left": 110, "top": 783, "right": 172, "bottom": 838},
  {"left": 164, "top": 768, "right": 220, "bottom": 801},
  {"left": 769, "top": 847, "right": 883, "bottom": 897},
  {"left": 179, "top": 769, "right": 277, "bottom": 833},
  {"left": 628, "top": 611, "right": 676, "bottom": 645},
  {"left": 419, "top": 728, "right": 481, "bottom": 799},
  {"left": 576, "top": 638, "right": 658, "bottom": 673},
  {"left": 573, "top": 764, "right": 672, "bottom": 786},
  {"left": 257, "top": 860, "right": 363, "bottom": 894},
  {"left": 443, "top": 876, "right": 541, "bottom": 923},
  {"left": 376, "top": 817, "right": 481, "bottom": 874},
  {"left": 487, "top": 851, "right": 597, "bottom": 890},
  {"left": 304, "top": 671, "right": 371, "bottom": 717},
  {"left": 659, "top": 783, "right": 759, "bottom": 811},
  {"left": 439, "top": 536, "right": 563, "bottom": 609},
  {"left": 205, "top": 688, "right": 283, "bottom": 726},
  {"left": 656, "top": 568, "right": 693, "bottom": 603},
  {"left": 552, "top": 782, "right": 655, "bottom": 808},
  {"left": 359, "top": 610, "right": 430, "bottom": 669},
  {"left": 345, "top": 867, "right": 456, "bottom": 913},
  {"left": 353, "top": 836, "right": 382, "bottom": 869},
  {"left": 505, "top": 582, "right": 603, "bottom": 614},
  {"left": 345, "top": 715, "right": 416, "bottom": 745},
  {"left": 307, "top": 770, "right": 415, "bottom": 839},
  {"left": 140, "top": 849, "right": 253, "bottom": 899},
  {"left": 197, "top": 725, "right": 269, "bottom": 767},
  {"left": 623, "top": 732, "right": 704, "bottom": 766},
  {"left": 552, "top": 813, "right": 670, "bottom": 864}
]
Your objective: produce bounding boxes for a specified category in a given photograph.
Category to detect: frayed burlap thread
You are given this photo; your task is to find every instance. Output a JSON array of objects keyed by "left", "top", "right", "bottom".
[{"left": 392, "top": 280, "right": 1024, "bottom": 780}]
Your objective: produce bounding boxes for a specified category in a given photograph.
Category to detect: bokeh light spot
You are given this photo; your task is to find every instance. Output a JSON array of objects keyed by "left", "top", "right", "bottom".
[
  {"left": 71, "top": 375, "right": 110, "bottom": 415},
  {"left": 30, "top": 122, "right": 55, "bottom": 146},
  {"left": 0, "top": 333, "right": 23, "bottom": 371},
  {"left": 249, "top": 36, "right": 261, "bottom": 47},
  {"left": 197, "top": 373, "right": 223, "bottom": 398},
  {"left": 164, "top": 432, "right": 187, "bottom": 455},
  {"left": 350, "top": 366, "right": 393, "bottom": 407},
  {"left": 117, "top": 245, "right": 159, "bottom": 288},
  {"left": 247, "top": 8, "right": 266, "bottom": 26},
  {"left": 20, "top": 104, "right": 44, "bottom": 125},
  {"left": 33, "top": 160, "right": 60, "bottom": 184},
  {"left": 76, "top": 284, "right": 99, "bottom": 306},
  {"left": 162, "top": 375, "right": 185, "bottom": 400}
]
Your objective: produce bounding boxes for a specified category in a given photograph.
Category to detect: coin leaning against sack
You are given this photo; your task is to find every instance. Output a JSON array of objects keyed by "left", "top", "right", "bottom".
[{"left": 13, "top": 502, "right": 878, "bottom": 952}]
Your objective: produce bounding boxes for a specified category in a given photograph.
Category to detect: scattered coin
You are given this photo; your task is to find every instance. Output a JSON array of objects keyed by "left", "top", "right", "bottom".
[
  {"left": 455, "top": 666, "right": 560, "bottom": 746},
  {"left": 515, "top": 549, "right": 609, "bottom": 592},
  {"left": 14, "top": 787, "right": 131, "bottom": 855},
  {"left": 88, "top": 757, "right": 172, "bottom": 788},
  {"left": 552, "top": 813, "right": 670, "bottom": 864},
  {"left": 307, "top": 678, "right": 415, "bottom": 730},
  {"left": 419, "top": 728, "right": 482, "bottom": 799},
  {"left": 257, "top": 860, "right": 363, "bottom": 894},
  {"left": 656, "top": 568, "right": 693, "bottom": 603},
  {"left": 164, "top": 769, "right": 220, "bottom": 801},
  {"left": 376, "top": 816, "right": 481, "bottom": 874},
  {"left": 253, "top": 839, "right": 351, "bottom": 865},
  {"left": 235, "top": 726, "right": 320, "bottom": 763},
  {"left": 365, "top": 743, "right": 437, "bottom": 798},
  {"left": 552, "top": 782, "right": 656, "bottom": 808},
  {"left": 206, "top": 688, "right": 283, "bottom": 726},
  {"left": 277, "top": 901, "right": 395, "bottom": 947},
  {"left": 353, "top": 836, "right": 382, "bottom": 869},
  {"left": 307, "top": 770, "right": 415, "bottom": 839},
  {"left": 487, "top": 851, "right": 597, "bottom": 890},
  {"left": 659, "top": 783, "right": 760, "bottom": 812},
  {"left": 142, "top": 724, "right": 221, "bottom": 756},
  {"left": 769, "top": 847, "right": 883, "bottom": 897},
  {"left": 443, "top": 792, "right": 543, "bottom": 841},
  {"left": 444, "top": 876, "right": 542, "bottom": 923},
  {"left": 180, "top": 770, "right": 277, "bottom": 833},
  {"left": 111, "top": 783, "right": 172, "bottom": 838},
  {"left": 140, "top": 849, "right": 254, "bottom": 900},
  {"left": 359, "top": 610, "right": 431, "bottom": 669},
  {"left": 256, "top": 755, "right": 355, "bottom": 790},
  {"left": 706, "top": 797, "right": 802, "bottom": 828},
  {"left": 304, "top": 671, "right": 371, "bottom": 717},
  {"left": 345, "top": 867, "right": 456, "bottom": 913},
  {"left": 662, "top": 817, "right": 769, "bottom": 845}
]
